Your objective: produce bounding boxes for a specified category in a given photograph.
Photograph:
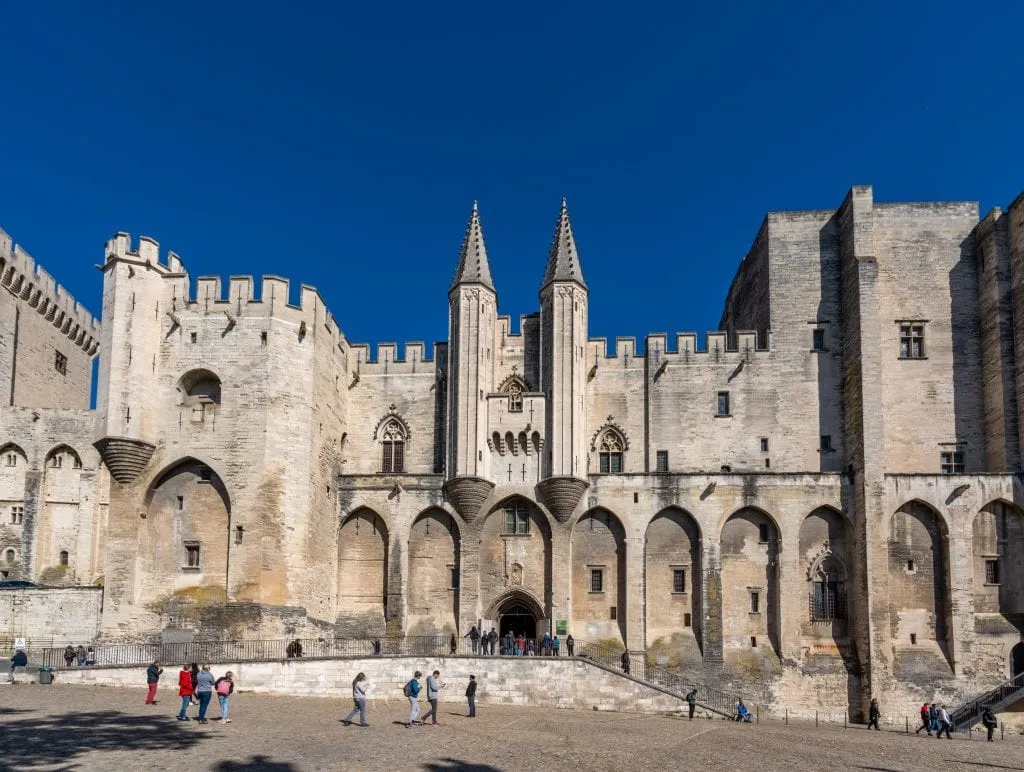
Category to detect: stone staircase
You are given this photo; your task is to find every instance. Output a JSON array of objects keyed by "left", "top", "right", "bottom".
[{"left": 950, "top": 672, "right": 1024, "bottom": 731}]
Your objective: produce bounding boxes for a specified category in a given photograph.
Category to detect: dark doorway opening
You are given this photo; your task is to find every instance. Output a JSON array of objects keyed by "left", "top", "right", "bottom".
[
  {"left": 1011, "top": 642, "right": 1024, "bottom": 679},
  {"left": 498, "top": 602, "right": 537, "bottom": 639}
]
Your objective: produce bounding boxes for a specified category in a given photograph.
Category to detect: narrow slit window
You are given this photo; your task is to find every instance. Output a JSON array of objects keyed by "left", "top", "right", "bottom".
[
  {"left": 750, "top": 590, "right": 761, "bottom": 614},
  {"left": 812, "top": 329, "right": 825, "bottom": 351}
]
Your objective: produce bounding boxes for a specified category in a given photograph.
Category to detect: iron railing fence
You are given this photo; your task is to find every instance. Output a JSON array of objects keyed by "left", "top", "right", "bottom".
[{"left": 950, "top": 671, "right": 1024, "bottom": 730}]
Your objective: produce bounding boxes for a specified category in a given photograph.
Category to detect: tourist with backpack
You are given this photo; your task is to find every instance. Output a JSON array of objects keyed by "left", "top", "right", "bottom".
[
  {"left": 404, "top": 671, "right": 422, "bottom": 728},
  {"left": 215, "top": 671, "right": 235, "bottom": 723}
]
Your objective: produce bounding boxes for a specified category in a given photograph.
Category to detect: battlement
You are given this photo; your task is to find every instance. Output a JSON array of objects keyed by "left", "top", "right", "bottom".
[
  {"left": 105, "top": 232, "right": 349, "bottom": 345},
  {"left": 495, "top": 313, "right": 538, "bottom": 338},
  {"left": 348, "top": 341, "right": 444, "bottom": 374},
  {"left": 586, "top": 330, "right": 770, "bottom": 365},
  {"left": 0, "top": 227, "right": 101, "bottom": 356}
]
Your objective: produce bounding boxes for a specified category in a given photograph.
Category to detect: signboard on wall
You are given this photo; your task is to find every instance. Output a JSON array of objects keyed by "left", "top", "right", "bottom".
[
  {"left": 555, "top": 620, "right": 567, "bottom": 635},
  {"left": 14, "top": 638, "right": 26, "bottom": 650}
]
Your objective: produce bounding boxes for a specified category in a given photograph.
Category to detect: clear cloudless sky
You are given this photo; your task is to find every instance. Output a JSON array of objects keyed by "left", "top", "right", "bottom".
[{"left": 1, "top": 1, "right": 1022, "bottom": 357}]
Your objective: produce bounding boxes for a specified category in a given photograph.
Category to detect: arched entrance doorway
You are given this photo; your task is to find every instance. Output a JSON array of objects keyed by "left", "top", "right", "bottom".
[
  {"left": 1011, "top": 642, "right": 1024, "bottom": 679},
  {"left": 499, "top": 601, "right": 537, "bottom": 639}
]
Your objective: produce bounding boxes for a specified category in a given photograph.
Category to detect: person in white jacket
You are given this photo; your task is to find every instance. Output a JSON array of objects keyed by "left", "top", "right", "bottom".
[{"left": 343, "top": 672, "right": 370, "bottom": 727}]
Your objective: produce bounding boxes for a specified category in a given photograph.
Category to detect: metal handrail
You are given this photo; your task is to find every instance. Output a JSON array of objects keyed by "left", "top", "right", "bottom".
[{"left": 950, "top": 671, "right": 1024, "bottom": 729}]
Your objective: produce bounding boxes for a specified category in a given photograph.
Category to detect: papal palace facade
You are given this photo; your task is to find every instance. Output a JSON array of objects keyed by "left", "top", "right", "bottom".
[{"left": 3, "top": 184, "right": 1024, "bottom": 715}]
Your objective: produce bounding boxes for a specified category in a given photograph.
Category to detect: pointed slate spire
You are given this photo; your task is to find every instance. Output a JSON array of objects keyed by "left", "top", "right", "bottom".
[
  {"left": 451, "top": 201, "right": 495, "bottom": 293},
  {"left": 542, "top": 198, "right": 587, "bottom": 290}
]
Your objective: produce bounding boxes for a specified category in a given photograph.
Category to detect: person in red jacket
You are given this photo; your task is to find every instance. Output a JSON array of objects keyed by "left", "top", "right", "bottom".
[{"left": 176, "top": 664, "right": 195, "bottom": 721}]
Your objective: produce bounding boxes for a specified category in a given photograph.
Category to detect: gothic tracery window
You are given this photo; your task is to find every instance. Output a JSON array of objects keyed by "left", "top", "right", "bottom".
[
  {"left": 598, "top": 430, "right": 624, "bottom": 474},
  {"left": 809, "top": 555, "right": 847, "bottom": 622},
  {"left": 380, "top": 420, "right": 406, "bottom": 473},
  {"left": 506, "top": 381, "right": 524, "bottom": 413}
]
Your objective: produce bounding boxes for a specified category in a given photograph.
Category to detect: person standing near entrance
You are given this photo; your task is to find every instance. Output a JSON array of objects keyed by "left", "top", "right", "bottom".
[
  {"left": 468, "top": 626, "right": 480, "bottom": 655},
  {"left": 685, "top": 688, "right": 697, "bottom": 720},
  {"left": 566, "top": 634, "right": 574, "bottom": 657},
  {"left": 488, "top": 628, "right": 498, "bottom": 655},
  {"left": 465, "top": 674, "right": 477, "bottom": 717},
  {"left": 552, "top": 636, "right": 561, "bottom": 656},
  {"left": 421, "top": 670, "right": 445, "bottom": 725},
  {"left": 145, "top": 660, "right": 163, "bottom": 705},
  {"left": 867, "top": 698, "right": 880, "bottom": 730}
]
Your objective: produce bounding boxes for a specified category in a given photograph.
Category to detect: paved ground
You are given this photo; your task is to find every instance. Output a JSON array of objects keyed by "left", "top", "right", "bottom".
[{"left": 0, "top": 685, "right": 1022, "bottom": 771}]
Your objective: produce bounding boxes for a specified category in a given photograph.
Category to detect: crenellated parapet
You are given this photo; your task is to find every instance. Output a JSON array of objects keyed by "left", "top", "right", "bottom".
[
  {"left": 347, "top": 341, "right": 444, "bottom": 376},
  {"left": 103, "top": 232, "right": 349, "bottom": 348},
  {"left": 586, "top": 330, "right": 772, "bottom": 369},
  {"left": 0, "top": 228, "right": 101, "bottom": 356}
]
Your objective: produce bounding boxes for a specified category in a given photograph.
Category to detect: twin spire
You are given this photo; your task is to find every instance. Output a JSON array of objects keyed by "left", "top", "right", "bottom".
[{"left": 450, "top": 199, "right": 587, "bottom": 293}]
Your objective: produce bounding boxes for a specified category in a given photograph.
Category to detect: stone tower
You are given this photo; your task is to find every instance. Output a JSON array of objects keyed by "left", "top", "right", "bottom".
[
  {"left": 93, "top": 234, "right": 180, "bottom": 483},
  {"left": 444, "top": 203, "right": 498, "bottom": 520},
  {"left": 537, "top": 199, "right": 589, "bottom": 522}
]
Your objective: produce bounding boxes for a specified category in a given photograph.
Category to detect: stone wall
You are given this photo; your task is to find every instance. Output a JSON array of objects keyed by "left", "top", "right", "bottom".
[
  {"left": 0, "top": 586, "right": 102, "bottom": 643},
  {"left": 54, "top": 656, "right": 689, "bottom": 714}
]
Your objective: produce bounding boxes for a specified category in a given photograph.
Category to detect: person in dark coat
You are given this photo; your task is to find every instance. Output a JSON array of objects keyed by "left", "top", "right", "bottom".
[
  {"left": 566, "top": 634, "right": 574, "bottom": 657},
  {"left": 465, "top": 674, "right": 477, "bottom": 717},
  {"left": 982, "top": 706, "right": 998, "bottom": 741},
  {"left": 620, "top": 650, "right": 630, "bottom": 675},
  {"left": 145, "top": 660, "right": 163, "bottom": 704},
  {"left": 867, "top": 698, "right": 880, "bottom": 730}
]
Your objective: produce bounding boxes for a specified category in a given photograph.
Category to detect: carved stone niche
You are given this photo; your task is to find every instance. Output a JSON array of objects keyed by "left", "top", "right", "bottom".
[{"left": 443, "top": 476, "right": 495, "bottom": 523}]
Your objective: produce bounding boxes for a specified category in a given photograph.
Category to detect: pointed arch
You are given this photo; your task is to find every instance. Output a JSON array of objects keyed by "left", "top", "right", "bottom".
[
  {"left": 646, "top": 506, "right": 702, "bottom": 653},
  {"left": 973, "top": 500, "right": 1024, "bottom": 616},
  {"left": 44, "top": 444, "right": 83, "bottom": 470},
  {"left": 0, "top": 443, "right": 27, "bottom": 467},
  {"left": 591, "top": 420, "right": 628, "bottom": 475},
  {"left": 721, "top": 506, "right": 781, "bottom": 657},
  {"left": 337, "top": 507, "right": 389, "bottom": 635},
  {"left": 572, "top": 507, "right": 627, "bottom": 644},
  {"left": 479, "top": 497, "right": 552, "bottom": 627},
  {"left": 177, "top": 368, "right": 222, "bottom": 405},
  {"left": 501, "top": 376, "right": 527, "bottom": 413},
  {"left": 376, "top": 417, "right": 407, "bottom": 473},
  {"left": 800, "top": 506, "right": 852, "bottom": 629},
  {"left": 408, "top": 507, "right": 461, "bottom": 634},
  {"left": 485, "top": 587, "right": 546, "bottom": 621}
]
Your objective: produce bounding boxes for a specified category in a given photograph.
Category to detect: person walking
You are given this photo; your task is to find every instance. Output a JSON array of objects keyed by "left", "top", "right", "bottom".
[
  {"left": 176, "top": 664, "right": 195, "bottom": 720},
  {"left": 421, "top": 670, "right": 444, "bottom": 725},
  {"left": 936, "top": 705, "right": 953, "bottom": 739},
  {"left": 466, "top": 675, "right": 477, "bottom": 717},
  {"left": 342, "top": 672, "right": 369, "bottom": 727},
  {"left": 468, "top": 626, "right": 480, "bottom": 655},
  {"left": 621, "top": 650, "right": 630, "bottom": 675},
  {"left": 867, "top": 698, "right": 880, "bottom": 730},
  {"left": 916, "top": 702, "right": 932, "bottom": 735},
  {"left": 566, "top": 634, "right": 574, "bottom": 657},
  {"left": 195, "top": 665, "right": 216, "bottom": 724},
  {"left": 685, "top": 688, "right": 697, "bottom": 720},
  {"left": 552, "top": 636, "right": 561, "bottom": 656},
  {"left": 405, "top": 671, "right": 422, "bottom": 728},
  {"left": 928, "top": 703, "right": 939, "bottom": 735},
  {"left": 189, "top": 663, "right": 200, "bottom": 705},
  {"left": 982, "top": 706, "right": 997, "bottom": 741},
  {"left": 145, "top": 660, "right": 163, "bottom": 705},
  {"left": 215, "top": 671, "right": 235, "bottom": 723}
]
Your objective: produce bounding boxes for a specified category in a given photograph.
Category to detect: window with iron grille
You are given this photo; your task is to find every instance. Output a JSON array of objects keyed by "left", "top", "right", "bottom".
[
  {"left": 749, "top": 590, "right": 760, "bottom": 614},
  {"left": 899, "top": 324, "right": 925, "bottom": 359},
  {"left": 809, "top": 556, "right": 847, "bottom": 621},
  {"left": 380, "top": 420, "right": 405, "bottom": 473},
  {"left": 940, "top": 451, "right": 964, "bottom": 474},
  {"left": 590, "top": 569, "right": 604, "bottom": 593},
  {"left": 54, "top": 350, "right": 67, "bottom": 375},
  {"left": 655, "top": 450, "right": 668, "bottom": 472},
  {"left": 673, "top": 569, "right": 686, "bottom": 594},
  {"left": 985, "top": 559, "right": 1000, "bottom": 585}
]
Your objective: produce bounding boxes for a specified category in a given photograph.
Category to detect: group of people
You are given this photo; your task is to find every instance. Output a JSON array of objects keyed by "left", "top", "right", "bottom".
[
  {"left": 145, "top": 660, "right": 235, "bottom": 724},
  {"left": 62, "top": 645, "right": 96, "bottom": 668},
  {"left": 465, "top": 627, "right": 575, "bottom": 658},
  {"left": 913, "top": 701, "right": 997, "bottom": 741},
  {"left": 337, "top": 668, "right": 479, "bottom": 729}
]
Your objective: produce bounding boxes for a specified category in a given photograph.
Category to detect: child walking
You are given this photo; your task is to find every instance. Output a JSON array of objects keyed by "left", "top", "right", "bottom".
[{"left": 215, "top": 671, "right": 235, "bottom": 723}]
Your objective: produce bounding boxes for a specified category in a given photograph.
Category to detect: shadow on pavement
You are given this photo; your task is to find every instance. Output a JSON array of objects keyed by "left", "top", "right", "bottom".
[
  {"left": 0, "top": 709, "right": 204, "bottom": 768},
  {"left": 422, "top": 760, "right": 503, "bottom": 772},
  {"left": 214, "top": 755, "right": 299, "bottom": 771}
]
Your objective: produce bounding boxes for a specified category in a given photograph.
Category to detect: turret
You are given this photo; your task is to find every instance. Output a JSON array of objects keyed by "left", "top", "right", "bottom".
[
  {"left": 93, "top": 233, "right": 174, "bottom": 483},
  {"left": 444, "top": 203, "right": 498, "bottom": 520},
  {"left": 537, "top": 200, "right": 589, "bottom": 522}
]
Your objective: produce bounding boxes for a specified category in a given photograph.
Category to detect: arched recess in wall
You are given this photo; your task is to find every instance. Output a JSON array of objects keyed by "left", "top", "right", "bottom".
[
  {"left": 888, "top": 500, "right": 953, "bottom": 671},
  {"left": 973, "top": 500, "right": 1024, "bottom": 618},
  {"left": 0, "top": 444, "right": 28, "bottom": 544},
  {"left": 645, "top": 507, "right": 702, "bottom": 656},
  {"left": 478, "top": 497, "right": 552, "bottom": 630},
  {"left": 799, "top": 507, "right": 853, "bottom": 640},
  {"left": 720, "top": 507, "right": 781, "bottom": 658},
  {"left": 137, "top": 458, "right": 231, "bottom": 608},
  {"left": 337, "top": 508, "right": 388, "bottom": 636},
  {"left": 407, "top": 508, "right": 460, "bottom": 635},
  {"left": 177, "top": 368, "right": 222, "bottom": 425},
  {"left": 0, "top": 442, "right": 28, "bottom": 470},
  {"left": 36, "top": 444, "right": 85, "bottom": 585},
  {"left": 570, "top": 508, "right": 627, "bottom": 645}
]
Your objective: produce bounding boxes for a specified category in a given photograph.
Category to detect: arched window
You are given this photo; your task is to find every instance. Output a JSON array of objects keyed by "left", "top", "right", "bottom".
[
  {"left": 59, "top": 550, "right": 69, "bottom": 566},
  {"left": 381, "top": 420, "right": 406, "bottom": 473},
  {"left": 3, "top": 548, "right": 16, "bottom": 563},
  {"left": 178, "top": 369, "right": 222, "bottom": 423},
  {"left": 504, "top": 500, "right": 530, "bottom": 535},
  {"left": 506, "top": 381, "right": 524, "bottom": 413},
  {"left": 598, "top": 430, "right": 624, "bottom": 474},
  {"left": 809, "top": 554, "right": 847, "bottom": 621}
]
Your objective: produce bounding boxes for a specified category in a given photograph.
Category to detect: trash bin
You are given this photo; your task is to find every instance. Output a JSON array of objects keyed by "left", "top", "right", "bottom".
[{"left": 38, "top": 667, "right": 54, "bottom": 685}]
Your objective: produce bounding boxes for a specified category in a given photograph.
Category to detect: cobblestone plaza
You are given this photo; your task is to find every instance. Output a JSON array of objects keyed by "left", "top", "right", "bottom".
[{"left": 1, "top": 685, "right": 1021, "bottom": 771}]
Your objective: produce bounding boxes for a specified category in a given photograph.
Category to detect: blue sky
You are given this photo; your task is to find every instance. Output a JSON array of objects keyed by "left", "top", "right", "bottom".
[{"left": 1, "top": 1, "right": 1021, "bottom": 354}]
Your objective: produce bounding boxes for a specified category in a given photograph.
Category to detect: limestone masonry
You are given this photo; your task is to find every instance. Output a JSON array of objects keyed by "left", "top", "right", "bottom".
[{"left": 3, "top": 185, "right": 1024, "bottom": 719}]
